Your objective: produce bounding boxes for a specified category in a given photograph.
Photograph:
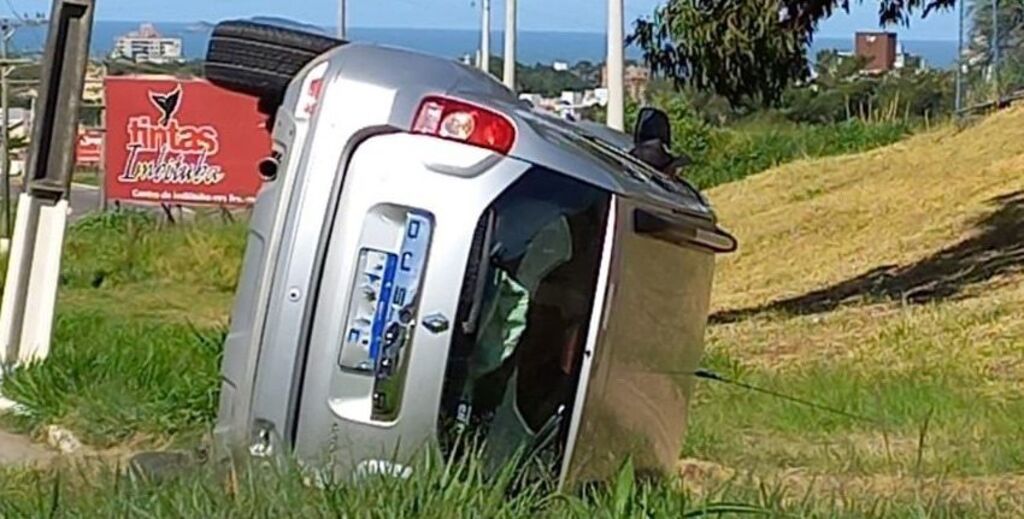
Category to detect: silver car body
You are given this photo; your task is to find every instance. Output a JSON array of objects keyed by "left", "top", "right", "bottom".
[{"left": 215, "top": 42, "right": 732, "bottom": 485}]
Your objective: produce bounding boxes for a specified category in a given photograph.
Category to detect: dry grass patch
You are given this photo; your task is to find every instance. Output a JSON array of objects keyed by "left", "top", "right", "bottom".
[
  {"left": 685, "top": 107, "right": 1024, "bottom": 506},
  {"left": 709, "top": 107, "right": 1024, "bottom": 314}
]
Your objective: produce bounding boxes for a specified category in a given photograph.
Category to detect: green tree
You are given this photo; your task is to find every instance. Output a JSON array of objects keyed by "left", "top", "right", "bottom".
[
  {"left": 965, "top": 0, "right": 1024, "bottom": 100},
  {"left": 630, "top": 0, "right": 956, "bottom": 106},
  {"left": 782, "top": 50, "right": 954, "bottom": 123},
  {"left": 487, "top": 57, "right": 595, "bottom": 96}
]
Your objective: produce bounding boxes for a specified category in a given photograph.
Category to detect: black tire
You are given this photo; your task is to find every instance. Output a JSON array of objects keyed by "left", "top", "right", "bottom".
[{"left": 205, "top": 21, "right": 344, "bottom": 112}]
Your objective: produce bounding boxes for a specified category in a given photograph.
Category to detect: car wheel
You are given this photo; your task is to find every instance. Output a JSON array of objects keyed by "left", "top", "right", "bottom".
[{"left": 205, "top": 20, "right": 344, "bottom": 112}]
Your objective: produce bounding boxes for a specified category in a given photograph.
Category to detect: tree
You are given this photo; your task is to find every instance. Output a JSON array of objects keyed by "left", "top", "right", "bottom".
[
  {"left": 630, "top": 0, "right": 956, "bottom": 106},
  {"left": 964, "top": 0, "right": 1024, "bottom": 99}
]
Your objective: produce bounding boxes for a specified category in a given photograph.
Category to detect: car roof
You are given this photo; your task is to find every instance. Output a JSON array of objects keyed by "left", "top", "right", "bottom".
[{"left": 323, "top": 43, "right": 717, "bottom": 223}]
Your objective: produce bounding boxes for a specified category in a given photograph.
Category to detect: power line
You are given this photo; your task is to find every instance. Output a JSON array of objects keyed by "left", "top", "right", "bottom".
[{"left": 2, "top": 0, "right": 24, "bottom": 23}]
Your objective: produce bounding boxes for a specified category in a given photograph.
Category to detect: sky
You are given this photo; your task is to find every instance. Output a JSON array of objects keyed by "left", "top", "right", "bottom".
[{"left": 4, "top": 0, "right": 960, "bottom": 40}]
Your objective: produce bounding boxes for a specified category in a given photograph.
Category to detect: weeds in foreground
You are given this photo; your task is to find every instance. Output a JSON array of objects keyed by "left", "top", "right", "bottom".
[
  {"left": 0, "top": 451, "right": 1014, "bottom": 518},
  {"left": 0, "top": 311, "right": 224, "bottom": 446}
]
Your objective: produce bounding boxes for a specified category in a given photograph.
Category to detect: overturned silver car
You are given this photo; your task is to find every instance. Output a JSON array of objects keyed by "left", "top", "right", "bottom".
[{"left": 206, "top": 21, "right": 736, "bottom": 487}]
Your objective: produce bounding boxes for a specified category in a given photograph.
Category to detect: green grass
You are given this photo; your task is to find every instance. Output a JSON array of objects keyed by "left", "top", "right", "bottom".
[
  {"left": 633, "top": 93, "right": 914, "bottom": 190},
  {"left": 60, "top": 210, "right": 245, "bottom": 294},
  {"left": 1, "top": 211, "right": 1019, "bottom": 515},
  {"left": 685, "top": 119, "right": 911, "bottom": 189},
  {"left": 1, "top": 211, "right": 243, "bottom": 446},
  {"left": 0, "top": 312, "right": 224, "bottom": 446},
  {"left": 71, "top": 168, "right": 101, "bottom": 188},
  {"left": 685, "top": 348, "right": 1024, "bottom": 478},
  {"left": 0, "top": 452, "right": 1012, "bottom": 518},
  {"left": 0, "top": 109, "right": 1019, "bottom": 515}
]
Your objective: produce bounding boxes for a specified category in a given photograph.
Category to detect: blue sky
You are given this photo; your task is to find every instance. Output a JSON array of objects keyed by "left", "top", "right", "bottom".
[{"left": 6, "top": 0, "right": 960, "bottom": 40}]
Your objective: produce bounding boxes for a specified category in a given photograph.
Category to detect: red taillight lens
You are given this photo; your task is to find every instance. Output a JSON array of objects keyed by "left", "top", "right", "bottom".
[
  {"left": 412, "top": 96, "right": 516, "bottom": 154},
  {"left": 304, "top": 79, "right": 324, "bottom": 116},
  {"left": 295, "top": 62, "right": 329, "bottom": 121}
]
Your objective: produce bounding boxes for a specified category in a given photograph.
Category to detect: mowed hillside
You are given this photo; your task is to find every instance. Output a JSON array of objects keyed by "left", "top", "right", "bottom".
[
  {"left": 686, "top": 108, "right": 1024, "bottom": 510},
  {"left": 711, "top": 107, "right": 1024, "bottom": 314}
]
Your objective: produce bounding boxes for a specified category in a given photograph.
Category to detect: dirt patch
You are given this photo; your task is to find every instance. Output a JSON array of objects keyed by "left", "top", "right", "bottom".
[{"left": 0, "top": 429, "right": 56, "bottom": 467}]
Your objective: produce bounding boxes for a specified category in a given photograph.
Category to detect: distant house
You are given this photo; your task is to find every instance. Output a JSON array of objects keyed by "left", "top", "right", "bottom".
[
  {"left": 83, "top": 62, "right": 107, "bottom": 104},
  {"left": 4, "top": 108, "right": 29, "bottom": 140},
  {"left": 560, "top": 90, "right": 584, "bottom": 106},
  {"left": 110, "top": 23, "right": 184, "bottom": 64},
  {"left": 600, "top": 64, "right": 651, "bottom": 101},
  {"left": 552, "top": 61, "right": 570, "bottom": 72},
  {"left": 855, "top": 31, "right": 897, "bottom": 73},
  {"left": 894, "top": 43, "right": 927, "bottom": 71}
]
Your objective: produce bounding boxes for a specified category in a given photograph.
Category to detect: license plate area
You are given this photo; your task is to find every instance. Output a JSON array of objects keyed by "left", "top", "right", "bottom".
[
  {"left": 335, "top": 208, "right": 433, "bottom": 423},
  {"left": 339, "top": 249, "right": 398, "bottom": 372}
]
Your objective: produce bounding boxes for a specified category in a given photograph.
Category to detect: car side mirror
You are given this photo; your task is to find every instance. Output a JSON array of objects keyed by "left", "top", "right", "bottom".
[{"left": 633, "top": 107, "right": 671, "bottom": 146}]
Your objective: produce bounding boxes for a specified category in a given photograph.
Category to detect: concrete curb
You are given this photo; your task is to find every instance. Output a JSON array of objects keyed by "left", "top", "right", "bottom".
[{"left": 0, "top": 395, "right": 26, "bottom": 415}]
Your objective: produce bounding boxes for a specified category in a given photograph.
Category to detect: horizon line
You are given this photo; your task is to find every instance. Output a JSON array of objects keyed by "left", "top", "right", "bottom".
[{"left": 89, "top": 19, "right": 959, "bottom": 42}]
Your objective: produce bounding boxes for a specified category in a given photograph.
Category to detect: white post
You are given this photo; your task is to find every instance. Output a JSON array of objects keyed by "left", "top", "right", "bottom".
[
  {"left": 337, "top": 0, "right": 347, "bottom": 39},
  {"left": 606, "top": 0, "right": 625, "bottom": 131},
  {"left": 0, "top": 195, "right": 36, "bottom": 364},
  {"left": 480, "top": 0, "right": 491, "bottom": 73},
  {"left": 16, "top": 197, "right": 68, "bottom": 363},
  {"left": 503, "top": 0, "right": 517, "bottom": 90},
  {"left": 0, "top": 195, "right": 68, "bottom": 365}
]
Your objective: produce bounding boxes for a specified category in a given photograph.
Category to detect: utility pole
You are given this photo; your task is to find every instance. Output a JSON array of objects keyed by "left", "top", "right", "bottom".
[
  {"left": 1, "top": 21, "right": 12, "bottom": 238},
  {"left": 991, "top": 0, "right": 999, "bottom": 100},
  {"left": 606, "top": 0, "right": 625, "bottom": 131},
  {"left": 0, "top": 15, "right": 45, "bottom": 239},
  {"left": 955, "top": 0, "right": 964, "bottom": 113},
  {"left": 502, "top": 0, "right": 516, "bottom": 90},
  {"left": 480, "top": 0, "right": 491, "bottom": 73},
  {"left": 337, "top": 0, "right": 347, "bottom": 40}
]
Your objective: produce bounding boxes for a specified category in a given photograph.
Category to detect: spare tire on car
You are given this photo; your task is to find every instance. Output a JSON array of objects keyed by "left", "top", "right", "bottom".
[{"left": 205, "top": 20, "right": 345, "bottom": 114}]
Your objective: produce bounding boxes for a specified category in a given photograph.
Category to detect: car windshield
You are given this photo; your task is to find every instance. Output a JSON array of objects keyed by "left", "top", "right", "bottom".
[{"left": 438, "top": 167, "right": 611, "bottom": 474}]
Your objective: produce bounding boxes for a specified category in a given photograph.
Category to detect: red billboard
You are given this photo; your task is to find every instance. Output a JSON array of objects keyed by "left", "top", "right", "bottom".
[
  {"left": 104, "top": 77, "right": 270, "bottom": 206},
  {"left": 76, "top": 128, "right": 103, "bottom": 166}
]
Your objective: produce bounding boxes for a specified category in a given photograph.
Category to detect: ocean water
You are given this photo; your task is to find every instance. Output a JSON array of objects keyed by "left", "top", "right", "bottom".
[{"left": 8, "top": 21, "right": 958, "bottom": 69}]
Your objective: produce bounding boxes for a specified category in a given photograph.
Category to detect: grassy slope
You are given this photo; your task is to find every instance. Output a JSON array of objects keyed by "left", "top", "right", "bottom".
[
  {"left": 685, "top": 107, "right": 1024, "bottom": 509},
  {"left": 2, "top": 112, "right": 1023, "bottom": 515}
]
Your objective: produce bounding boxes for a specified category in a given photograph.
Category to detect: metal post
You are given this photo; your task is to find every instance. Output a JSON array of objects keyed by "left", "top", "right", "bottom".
[
  {"left": 991, "top": 0, "right": 1000, "bottom": 100},
  {"left": 337, "top": 0, "right": 347, "bottom": 40},
  {"left": 1, "top": 25, "right": 10, "bottom": 238},
  {"left": 503, "top": 0, "right": 517, "bottom": 90},
  {"left": 0, "top": 0, "right": 95, "bottom": 366},
  {"left": 480, "top": 0, "right": 491, "bottom": 73},
  {"left": 607, "top": 0, "right": 625, "bottom": 130},
  {"left": 955, "top": 0, "right": 964, "bottom": 113}
]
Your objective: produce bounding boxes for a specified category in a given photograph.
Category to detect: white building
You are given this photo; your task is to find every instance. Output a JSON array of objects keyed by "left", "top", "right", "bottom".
[
  {"left": 518, "top": 93, "right": 544, "bottom": 108},
  {"left": 560, "top": 90, "right": 584, "bottom": 107},
  {"left": 552, "top": 61, "right": 570, "bottom": 72},
  {"left": 584, "top": 88, "right": 609, "bottom": 107},
  {"left": 111, "top": 23, "right": 184, "bottom": 64}
]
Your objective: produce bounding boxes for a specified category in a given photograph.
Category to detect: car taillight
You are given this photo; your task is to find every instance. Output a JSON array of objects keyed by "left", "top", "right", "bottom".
[
  {"left": 295, "top": 62, "right": 329, "bottom": 120},
  {"left": 412, "top": 96, "right": 516, "bottom": 154}
]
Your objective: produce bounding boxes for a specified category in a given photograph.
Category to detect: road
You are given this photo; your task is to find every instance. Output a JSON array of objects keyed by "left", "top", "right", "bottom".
[{"left": 8, "top": 178, "right": 102, "bottom": 224}]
